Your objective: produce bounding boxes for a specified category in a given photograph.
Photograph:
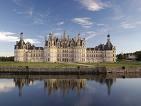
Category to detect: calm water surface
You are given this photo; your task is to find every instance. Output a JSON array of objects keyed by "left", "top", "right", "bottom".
[{"left": 0, "top": 75, "right": 141, "bottom": 106}]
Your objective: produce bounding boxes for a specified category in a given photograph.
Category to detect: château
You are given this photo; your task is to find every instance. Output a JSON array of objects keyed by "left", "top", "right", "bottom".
[{"left": 14, "top": 32, "right": 116, "bottom": 63}]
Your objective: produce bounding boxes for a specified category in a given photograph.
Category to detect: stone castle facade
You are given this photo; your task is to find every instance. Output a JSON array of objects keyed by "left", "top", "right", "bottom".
[{"left": 14, "top": 32, "right": 116, "bottom": 63}]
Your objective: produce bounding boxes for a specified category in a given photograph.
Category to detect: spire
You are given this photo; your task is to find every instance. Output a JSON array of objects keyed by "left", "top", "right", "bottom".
[
  {"left": 63, "top": 31, "right": 66, "bottom": 39},
  {"left": 107, "top": 34, "right": 110, "bottom": 41},
  {"left": 67, "top": 35, "right": 69, "bottom": 40},
  {"left": 77, "top": 33, "right": 80, "bottom": 40},
  {"left": 20, "top": 32, "right": 23, "bottom": 40},
  {"left": 45, "top": 35, "right": 47, "bottom": 41},
  {"left": 105, "top": 34, "right": 113, "bottom": 50},
  {"left": 49, "top": 32, "right": 53, "bottom": 40},
  {"left": 49, "top": 32, "right": 52, "bottom": 36}
]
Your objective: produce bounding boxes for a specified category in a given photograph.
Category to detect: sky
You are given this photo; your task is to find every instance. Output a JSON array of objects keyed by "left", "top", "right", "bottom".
[{"left": 0, "top": 0, "right": 141, "bottom": 56}]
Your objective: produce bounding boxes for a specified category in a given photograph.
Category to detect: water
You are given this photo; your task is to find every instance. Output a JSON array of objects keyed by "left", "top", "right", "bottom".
[{"left": 0, "top": 74, "right": 141, "bottom": 106}]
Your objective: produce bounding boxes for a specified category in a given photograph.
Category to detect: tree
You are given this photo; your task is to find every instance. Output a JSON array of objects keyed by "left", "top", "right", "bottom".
[
  {"left": 0, "top": 56, "right": 14, "bottom": 61},
  {"left": 116, "top": 53, "right": 127, "bottom": 61},
  {"left": 135, "top": 51, "right": 141, "bottom": 61}
]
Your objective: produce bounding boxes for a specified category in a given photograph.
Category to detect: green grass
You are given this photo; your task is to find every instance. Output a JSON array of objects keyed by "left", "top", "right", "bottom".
[
  {"left": 0, "top": 61, "right": 141, "bottom": 68},
  {"left": 0, "top": 62, "right": 79, "bottom": 68},
  {"left": 82, "top": 61, "right": 141, "bottom": 68}
]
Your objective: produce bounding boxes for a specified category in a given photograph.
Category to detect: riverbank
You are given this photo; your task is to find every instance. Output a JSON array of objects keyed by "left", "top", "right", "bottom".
[
  {"left": 82, "top": 61, "right": 141, "bottom": 68},
  {"left": 0, "top": 61, "right": 141, "bottom": 75},
  {"left": 0, "top": 61, "right": 141, "bottom": 68},
  {"left": 0, "top": 66, "right": 107, "bottom": 75}
]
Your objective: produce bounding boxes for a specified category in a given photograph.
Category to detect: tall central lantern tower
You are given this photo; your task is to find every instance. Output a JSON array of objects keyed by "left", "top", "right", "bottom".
[{"left": 44, "top": 33, "right": 57, "bottom": 62}]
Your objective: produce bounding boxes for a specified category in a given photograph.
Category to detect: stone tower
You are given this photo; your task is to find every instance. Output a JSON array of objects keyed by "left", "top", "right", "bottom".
[
  {"left": 44, "top": 33, "right": 57, "bottom": 62},
  {"left": 104, "top": 34, "right": 116, "bottom": 62},
  {"left": 14, "top": 32, "right": 26, "bottom": 62},
  {"left": 74, "top": 33, "right": 86, "bottom": 62}
]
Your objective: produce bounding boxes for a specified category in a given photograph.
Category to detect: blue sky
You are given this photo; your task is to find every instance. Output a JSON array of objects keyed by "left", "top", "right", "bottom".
[{"left": 0, "top": 0, "right": 141, "bottom": 56}]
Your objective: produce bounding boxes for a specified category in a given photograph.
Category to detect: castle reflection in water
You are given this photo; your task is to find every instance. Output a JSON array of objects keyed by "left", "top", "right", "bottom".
[{"left": 13, "top": 76, "right": 115, "bottom": 96}]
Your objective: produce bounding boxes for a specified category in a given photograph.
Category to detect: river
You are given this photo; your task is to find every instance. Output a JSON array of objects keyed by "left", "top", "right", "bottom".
[{"left": 0, "top": 74, "right": 141, "bottom": 106}]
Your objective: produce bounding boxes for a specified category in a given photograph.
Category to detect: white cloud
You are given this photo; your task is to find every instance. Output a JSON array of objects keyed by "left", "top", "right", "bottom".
[
  {"left": 55, "top": 28, "right": 63, "bottom": 31},
  {"left": 111, "top": 4, "right": 125, "bottom": 21},
  {"left": 54, "top": 32, "right": 61, "bottom": 36},
  {"left": 84, "top": 26, "right": 110, "bottom": 41},
  {"left": 77, "top": 0, "right": 110, "bottom": 12},
  {"left": 13, "top": 7, "right": 33, "bottom": 17},
  {"left": 97, "top": 23, "right": 105, "bottom": 26},
  {"left": 85, "top": 31, "right": 97, "bottom": 40},
  {"left": 33, "top": 18, "right": 44, "bottom": 24},
  {"left": 0, "top": 52, "right": 14, "bottom": 57},
  {"left": 46, "top": 32, "right": 62, "bottom": 37},
  {"left": 13, "top": 0, "right": 49, "bottom": 25},
  {"left": 13, "top": 0, "right": 23, "bottom": 6},
  {"left": 25, "top": 39, "right": 40, "bottom": 44},
  {"left": 57, "top": 21, "right": 64, "bottom": 26},
  {"left": 121, "top": 22, "right": 135, "bottom": 29},
  {"left": 13, "top": 8, "right": 50, "bottom": 25},
  {"left": 120, "top": 21, "right": 141, "bottom": 29},
  {"left": 0, "top": 32, "right": 39, "bottom": 44},
  {"left": 13, "top": 0, "right": 33, "bottom": 16},
  {"left": 0, "top": 79, "right": 15, "bottom": 93},
  {"left": 26, "top": 8, "right": 33, "bottom": 17},
  {"left": 72, "top": 17, "right": 93, "bottom": 28},
  {"left": 0, "top": 32, "right": 18, "bottom": 42}
]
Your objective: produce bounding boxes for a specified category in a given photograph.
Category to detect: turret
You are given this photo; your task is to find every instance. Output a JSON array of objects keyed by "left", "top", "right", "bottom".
[
  {"left": 44, "top": 33, "right": 57, "bottom": 62},
  {"left": 104, "top": 34, "right": 113, "bottom": 50},
  {"left": 77, "top": 33, "right": 80, "bottom": 40},
  {"left": 14, "top": 32, "right": 26, "bottom": 62},
  {"left": 107, "top": 34, "right": 110, "bottom": 42},
  {"left": 20, "top": 32, "right": 24, "bottom": 41},
  {"left": 45, "top": 35, "right": 48, "bottom": 46},
  {"left": 104, "top": 34, "right": 116, "bottom": 62},
  {"left": 63, "top": 31, "right": 67, "bottom": 40}
]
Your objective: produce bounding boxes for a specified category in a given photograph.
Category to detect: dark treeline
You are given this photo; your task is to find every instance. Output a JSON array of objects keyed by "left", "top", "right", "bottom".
[
  {"left": 135, "top": 51, "right": 141, "bottom": 61},
  {"left": 117, "top": 53, "right": 129, "bottom": 60},
  {"left": 0, "top": 56, "right": 14, "bottom": 61},
  {"left": 117, "top": 51, "right": 141, "bottom": 61}
]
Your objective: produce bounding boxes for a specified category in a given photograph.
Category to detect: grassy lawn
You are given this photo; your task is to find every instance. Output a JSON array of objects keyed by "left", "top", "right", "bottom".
[
  {"left": 0, "top": 62, "right": 80, "bottom": 68},
  {"left": 0, "top": 61, "right": 141, "bottom": 68},
  {"left": 83, "top": 61, "right": 141, "bottom": 68}
]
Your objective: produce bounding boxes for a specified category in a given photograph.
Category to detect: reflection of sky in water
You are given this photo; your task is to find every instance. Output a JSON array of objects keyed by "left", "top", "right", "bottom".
[
  {"left": 0, "top": 79, "right": 15, "bottom": 93},
  {"left": 0, "top": 78, "right": 141, "bottom": 106}
]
